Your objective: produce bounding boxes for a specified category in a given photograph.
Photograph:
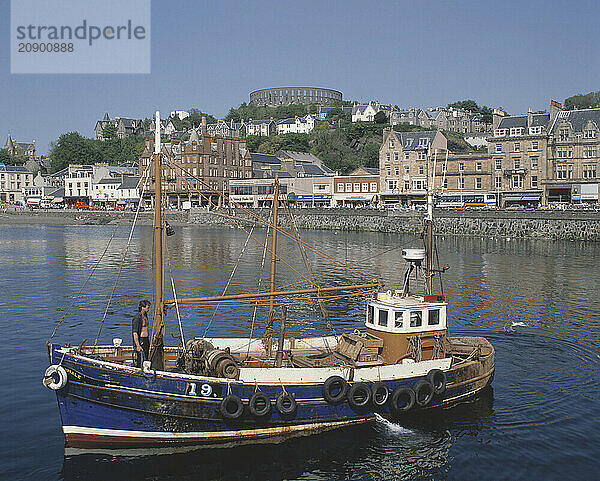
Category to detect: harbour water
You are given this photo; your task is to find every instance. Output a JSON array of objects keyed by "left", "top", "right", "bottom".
[{"left": 2, "top": 223, "right": 599, "bottom": 480}]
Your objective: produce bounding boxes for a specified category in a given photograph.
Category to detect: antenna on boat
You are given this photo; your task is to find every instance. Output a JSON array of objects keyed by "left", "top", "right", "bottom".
[
  {"left": 150, "top": 110, "right": 165, "bottom": 370},
  {"left": 264, "top": 175, "right": 280, "bottom": 357}
]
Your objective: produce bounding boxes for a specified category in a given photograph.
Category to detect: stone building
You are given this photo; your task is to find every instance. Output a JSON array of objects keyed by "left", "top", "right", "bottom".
[
  {"left": 333, "top": 167, "right": 380, "bottom": 207},
  {"left": 379, "top": 129, "right": 447, "bottom": 205},
  {"left": 139, "top": 118, "right": 252, "bottom": 207},
  {"left": 488, "top": 109, "right": 550, "bottom": 206},
  {"left": 0, "top": 164, "right": 33, "bottom": 203},
  {"left": 4, "top": 134, "right": 36, "bottom": 162},
  {"left": 95, "top": 113, "right": 144, "bottom": 140},
  {"left": 250, "top": 87, "right": 342, "bottom": 106},
  {"left": 546, "top": 106, "right": 600, "bottom": 204},
  {"left": 246, "top": 119, "right": 276, "bottom": 136}
]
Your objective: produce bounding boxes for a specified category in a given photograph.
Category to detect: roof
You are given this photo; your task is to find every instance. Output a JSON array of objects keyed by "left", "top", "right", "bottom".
[
  {"left": 0, "top": 164, "right": 32, "bottom": 173},
  {"left": 362, "top": 167, "right": 379, "bottom": 175},
  {"left": 119, "top": 176, "right": 140, "bottom": 190},
  {"left": 97, "top": 177, "right": 122, "bottom": 184},
  {"left": 251, "top": 153, "right": 280, "bottom": 164},
  {"left": 395, "top": 131, "right": 438, "bottom": 150},
  {"left": 549, "top": 108, "right": 600, "bottom": 133},
  {"left": 248, "top": 119, "right": 274, "bottom": 125},
  {"left": 497, "top": 113, "right": 550, "bottom": 130},
  {"left": 49, "top": 187, "right": 64, "bottom": 197},
  {"left": 276, "top": 150, "right": 324, "bottom": 165}
]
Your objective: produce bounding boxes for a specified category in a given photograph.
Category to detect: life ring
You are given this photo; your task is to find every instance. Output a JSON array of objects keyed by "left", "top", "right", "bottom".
[
  {"left": 248, "top": 392, "right": 272, "bottom": 418},
  {"left": 427, "top": 369, "right": 446, "bottom": 394},
  {"left": 219, "top": 394, "right": 244, "bottom": 419},
  {"left": 43, "top": 365, "right": 68, "bottom": 391},
  {"left": 322, "top": 375, "right": 348, "bottom": 404},
  {"left": 348, "top": 382, "right": 372, "bottom": 408},
  {"left": 371, "top": 382, "right": 389, "bottom": 407},
  {"left": 276, "top": 392, "right": 297, "bottom": 416},
  {"left": 413, "top": 380, "right": 435, "bottom": 407},
  {"left": 390, "top": 386, "right": 415, "bottom": 414}
]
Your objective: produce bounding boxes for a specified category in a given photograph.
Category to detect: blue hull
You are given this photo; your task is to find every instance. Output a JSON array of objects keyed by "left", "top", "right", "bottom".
[{"left": 48, "top": 343, "right": 493, "bottom": 449}]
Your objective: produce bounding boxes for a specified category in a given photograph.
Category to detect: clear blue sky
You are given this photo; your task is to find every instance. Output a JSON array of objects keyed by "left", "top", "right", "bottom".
[{"left": 1, "top": 0, "right": 599, "bottom": 154}]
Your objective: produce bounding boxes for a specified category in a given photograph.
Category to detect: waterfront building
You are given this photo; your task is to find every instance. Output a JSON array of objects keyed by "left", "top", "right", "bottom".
[
  {"left": 276, "top": 115, "right": 318, "bottom": 135},
  {"left": 64, "top": 164, "right": 135, "bottom": 206},
  {"left": 91, "top": 175, "right": 141, "bottom": 207},
  {"left": 0, "top": 164, "right": 34, "bottom": 203},
  {"left": 139, "top": 119, "right": 252, "bottom": 207},
  {"left": 246, "top": 119, "right": 276, "bottom": 137},
  {"left": 546, "top": 106, "right": 600, "bottom": 204},
  {"left": 487, "top": 108, "right": 550, "bottom": 206},
  {"left": 333, "top": 167, "right": 380, "bottom": 207},
  {"left": 4, "top": 134, "right": 36, "bottom": 162},
  {"left": 250, "top": 87, "right": 342, "bottom": 107}
]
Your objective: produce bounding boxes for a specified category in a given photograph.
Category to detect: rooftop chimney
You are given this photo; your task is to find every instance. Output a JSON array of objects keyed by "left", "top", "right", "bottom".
[
  {"left": 527, "top": 108, "right": 533, "bottom": 128},
  {"left": 550, "top": 100, "right": 563, "bottom": 122},
  {"left": 201, "top": 116, "right": 207, "bottom": 135}
]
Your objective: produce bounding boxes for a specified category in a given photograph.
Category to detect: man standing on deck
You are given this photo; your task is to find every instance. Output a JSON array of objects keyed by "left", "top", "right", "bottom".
[{"left": 132, "top": 300, "right": 151, "bottom": 367}]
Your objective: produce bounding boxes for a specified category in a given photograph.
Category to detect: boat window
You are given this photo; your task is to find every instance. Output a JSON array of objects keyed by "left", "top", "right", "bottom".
[
  {"left": 409, "top": 311, "right": 422, "bottom": 327},
  {"left": 378, "top": 309, "right": 388, "bottom": 327},
  {"left": 394, "top": 311, "right": 403, "bottom": 328},
  {"left": 428, "top": 309, "right": 440, "bottom": 325},
  {"left": 367, "top": 305, "right": 374, "bottom": 324}
]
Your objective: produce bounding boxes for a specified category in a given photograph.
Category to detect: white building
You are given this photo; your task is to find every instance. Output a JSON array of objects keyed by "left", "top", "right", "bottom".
[
  {"left": 0, "top": 164, "right": 34, "bottom": 203},
  {"left": 246, "top": 119, "right": 276, "bottom": 136},
  {"left": 276, "top": 115, "right": 317, "bottom": 135},
  {"left": 170, "top": 110, "right": 190, "bottom": 120},
  {"left": 352, "top": 102, "right": 393, "bottom": 122}
]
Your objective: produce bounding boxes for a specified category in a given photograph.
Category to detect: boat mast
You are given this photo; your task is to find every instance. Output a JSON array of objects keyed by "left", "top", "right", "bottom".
[
  {"left": 151, "top": 110, "right": 165, "bottom": 369},
  {"left": 425, "top": 148, "right": 433, "bottom": 295},
  {"left": 264, "top": 176, "right": 280, "bottom": 357}
]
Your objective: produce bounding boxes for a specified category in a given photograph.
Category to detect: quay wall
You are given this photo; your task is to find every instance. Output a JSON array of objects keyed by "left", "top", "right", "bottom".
[
  {"left": 189, "top": 208, "right": 600, "bottom": 241},
  {"left": 1, "top": 208, "right": 599, "bottom": 241}
]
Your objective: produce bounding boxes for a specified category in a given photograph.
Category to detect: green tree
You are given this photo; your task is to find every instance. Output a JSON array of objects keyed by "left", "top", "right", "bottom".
[
  {"left": 49, "top": 132, "right": 102, "bottom": 173},
  {"left": 0, "top": 148, "right": 11, "bottom": 164},
  {"left": 280, "top": 133, "right": 310, "bottom": 152},
  {"left": 245, "top": 135, "right": 267, "bottom": 152},
  {"left": 374, "top": 111, "right": 388, "bottom": 124},
  {"left": 102, "top": 123, "right": 117, "bottom": 140},
  {"left": 362, "top": 142, "right": 380, "bottom": 168},
  {"left": 564, "top": 91, "right": 600, "bottom": 110},
  {"left": 257, "top": 135, "right": 283, "bottom": 154},
  {"left": 447, "top": 100, "right": 479, "bottom": 112}
]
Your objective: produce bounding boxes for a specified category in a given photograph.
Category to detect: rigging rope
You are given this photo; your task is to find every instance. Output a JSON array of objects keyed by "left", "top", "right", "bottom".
[{"left": 165, "top": 240, "right": 185, "bottom": 347}]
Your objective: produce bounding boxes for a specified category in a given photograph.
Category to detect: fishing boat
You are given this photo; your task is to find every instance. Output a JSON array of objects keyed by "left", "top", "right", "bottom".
[{"left": 44, "top": 112, "right": 494, "bottom": 452}]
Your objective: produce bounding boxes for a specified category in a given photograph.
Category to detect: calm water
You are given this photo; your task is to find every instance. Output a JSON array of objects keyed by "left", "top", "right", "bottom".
[{"left": 2, "top": 223, "right": 599, "bottom": 480}]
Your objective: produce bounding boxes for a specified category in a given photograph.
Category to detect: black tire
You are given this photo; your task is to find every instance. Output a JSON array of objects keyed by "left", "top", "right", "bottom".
[
  {"left": 427, "top": 369, "right": 446, "bottom": 394},
  {"left": 390, "top": 386, "right": 415, "bottom": 414},
  {"left": 413, "top": 380, "right": 435, "bottom": 407},
  {"left": 217, "top": 358, "right": 239, "bottom": 379},
  {"left": 276, "top": 392, "right": 297, "bottom": 416},
  {"left": 248, "top": 392, "right": 272, "bottom": 418},
  {"left": 322, "top": 375, "right": 348, "bottom": 404},
  {"left": 371, "top": 382, "right": 390, "bottom": 407},
  {"left": 219, "top": 394, "right": 244, "bottom": 419},
  {"left": 348, "top": 382, "right": 372, "bottom": 408}
]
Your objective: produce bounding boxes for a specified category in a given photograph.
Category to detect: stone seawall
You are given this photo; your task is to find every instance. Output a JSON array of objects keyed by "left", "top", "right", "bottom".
[{"left": 189, "top": 208, "right": 600, "bottom": 241}]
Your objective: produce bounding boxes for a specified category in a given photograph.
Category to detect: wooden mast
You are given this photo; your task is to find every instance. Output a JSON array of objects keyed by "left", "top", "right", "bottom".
[
  {"left": 264, "top": 176, "right": 280, "bottom": 356},
  {"left": 425, "top": 147, "right": 433, "bottom": 295},
  {"left": 150, "top": 110, "right": 165, "bottom": 370}
]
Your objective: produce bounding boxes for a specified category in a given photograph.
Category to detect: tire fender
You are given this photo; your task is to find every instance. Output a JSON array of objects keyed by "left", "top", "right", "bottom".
[
  {"left": 43, "top": 365, "right": 68, "bottom": 391},
  {"left": 322, "top": 375, "right": 348, "bottom": 404}
]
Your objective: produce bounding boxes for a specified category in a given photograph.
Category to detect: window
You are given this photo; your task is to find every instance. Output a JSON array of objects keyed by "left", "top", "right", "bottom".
[
  {"left": 388, "top": 179, "right": 398, "bottom": 191},
  {"left": 495, "top": 158, "right": 502, "bottom": 170},
  {"left": 404, "top": 152, "right": 410, "bottom": 160},
  {"left": 459, "top": 162, "right": 465, "bottom": 172},
  {"left": 367, "top": 305, "right": 374, "bottom": 324},
  {"left": 404, "top": 165, "right": 410, "bottom": 174},
  {"left": 531, "top": 141, "right": 539, "bottom": 151},
  {"left": 584, "top": 146, "right": 597, "bottom": 158},
  {"left": 476, "top": 177, "right": 482, "bottom": 189},
  {"left": 514, "top": 157, "right": 521, "bottom": 169},
  {"left": 459, "top": 177, "right": 465, "bottom": 189},
  {"left": 556, "top": 165, "right": 568, "bottom": 179},
  {"left": 394, "top": 311, "right": 403, "bottom": 328},
  {"left": 404, "top": 181, "right": 410, "bottom": 190},
  {"left": 386, "top": 153, "right": 390, "bottom": 161},
  {"left": 370, "top": 182, "right": 377, "bottom": 192},
  {"left": 495, "top": 143, "right": 502, "bottom": 153},
  {"left": 559, "top": 128, "right": 569, "bottom": 141},
  {"left": 557, "top": 147, "right": 572, "bottom": 159},
  {"left": 394, "top": 152, "right": 399, "bottom": 161},
  {"left": 362, "top": 183, "right": 368, "bottom": 192},
  {"left": 476, "top": 162, "right": 482, "bottom": 171},
  {"left": 529, "top": 126, "right": 542, "bottom": 135},
  {"left": 512, "top": 175, "right": 522, "bottom": 188},
  {"left": 346, "top": 183, "right": 352, "bottom": 192},
  {"left": 531, "top": 156, "right": 539, "bottom": 169},
  {"left": 495, "top": 176, "right": 502, "bottom": 189},
  {"left": 428, "top": 309, "right": 440, "bottom": 325},
  {"left": 510, "top": 127, "right": 523, "bottom": 136},
  {"left": 531, "top": 175, "right": 538, "bottom": 188},
  {"left": 419, "top": 138, "right": 428, "bottom": 147},
  {"left": 443, "top": 178, "right": 448, "bottom": 189},
  {"left": 583, "top": 164, "right": 597, "bottom": 179},
  {"left": 584, "top": 129, "right": 597, "bottom": 139},
  {"left": 395, "top": 167, "right": 399, "bottom": 176},
  {"left": 495, "top": 129, "right": 507, "bottom": 136},
  {"left": 337, "top": 183, "right": 344, "bottom": 192},
  {"left": 387, "top": 167, "right": 391, "bottom": 176},
  {"left": 418, "top": 151, "right": 426, "bottom": 160},
  {"left": 514, "top": 142, "right": 520, "bottom": 152},
  {"left": 409, "top": 311, "right": 422, "bottom": 327},
  {"left": 353, "top": 183, "right": 360, "bottom": 192},
  {"left": 413, "top": 179, "right": 423, "bottom": 190},
  {"left": 418, "top": 166, "right": 424, "bottom": 175},
  {"left": 441, "top": 163, "right": 446, "bottom": 172},
  {"left": 378, "top": 309, "right": 388, "bottom": 327}
]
